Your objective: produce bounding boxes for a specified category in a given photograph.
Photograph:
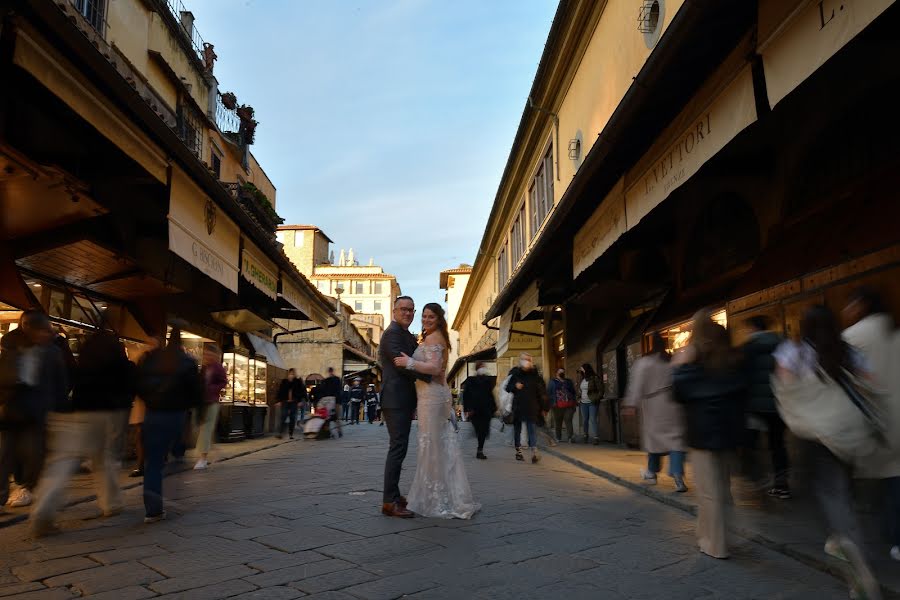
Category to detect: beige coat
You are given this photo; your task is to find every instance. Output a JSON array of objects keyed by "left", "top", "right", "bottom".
[
  {"left": 843, "top": 314, "right": 900, "bottom": 479},
  {"left": 624, "top": 354, "right": 686, "bottom": 453}
]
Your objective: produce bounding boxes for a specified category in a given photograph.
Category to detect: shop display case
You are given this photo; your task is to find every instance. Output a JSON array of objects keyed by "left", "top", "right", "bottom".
[{"left": 219, "top": 350, "right": 269, "bottom": 440}]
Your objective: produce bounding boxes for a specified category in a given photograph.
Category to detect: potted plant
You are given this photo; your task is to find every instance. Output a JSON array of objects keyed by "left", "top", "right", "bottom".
[{"left": 220, "top": 92, "right": 237, "bottom": 109}]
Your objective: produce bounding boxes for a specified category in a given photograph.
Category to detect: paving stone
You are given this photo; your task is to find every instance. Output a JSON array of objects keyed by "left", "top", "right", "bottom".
[
  {"left": 0, "top": 589, "right": 74, "bottom": 600},
  {"left": 155, "top": 578, "right": 257, "bottom": 600},
  {"left": 26, "top": 540, "right": 118, "bottom": 562},
  {"left": 229, "top": 586, "right": 307, "bottom": 599},
  {"left": 340, "top": 572, "right": 439, "bottom": 600},
  {"left": 86, "top": 585, "right": 158, "bottom": 600},
  {"left": 88, "top": 544, "right": 169, "bottom": 565},
  {"left": 247, "top": 551, "right": 330, "bottom": 572},
  {"left": 0, "top": 582, "right": 44, "bottom": 597},
  {"left": 219, "top": 525, "right": 290, "bottom": 540},
  {"left": 255, "top": 526, "right": 363, "bottom": 552},
  {"left": 302, "top": 592, "right": 357, "bottom": 600},
  {"left": 243, "top": 560, "right": 355, "bottom": 588},
  {"left": 43, "top": 561, "right": 164, "bottom": 595},
  {"left": 12, "top": 556, "right": 98, "bottom": 582},
  {"left": 149, "top": 564, "right": 259, "bottom": 594},
  {"left": 290, "top": 566, "right": 378, "bottom": 594},
  {"left": 316, "top": 534, "right": 436, "bottom": 564}
]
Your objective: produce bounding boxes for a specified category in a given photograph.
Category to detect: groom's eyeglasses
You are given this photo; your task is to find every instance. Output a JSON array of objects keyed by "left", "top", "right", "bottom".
[{"left": 397, "top": 308, "right": 416, "bottom": 314}]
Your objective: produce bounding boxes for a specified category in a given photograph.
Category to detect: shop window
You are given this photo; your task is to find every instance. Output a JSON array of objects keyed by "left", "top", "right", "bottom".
[
  {"left": 497, "top": 242, "right": 509, "bottom": 287},
  {"left": 510, "top": 204, "right": 526, "bottom": 267},
  {"left": 75, "top": 0, "right": 106, "bottom": 35},
  {"left": 656, "top": 309, "right": 727, "bottom": 353},
  {"left": 529, "top": 145, "right": 554, "bottom": 238},
  {"left": 682, "top": 193, "right": 759, "bottom": 288},
  {"left": 211, "top": 150, "right": 222, "bottom": 180}
]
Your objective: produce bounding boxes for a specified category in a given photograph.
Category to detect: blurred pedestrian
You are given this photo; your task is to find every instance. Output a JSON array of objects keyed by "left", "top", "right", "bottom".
[
  {"left": 136, "top": 328, "right": 202, "bottom": 523},
  {"left": 277, "top": 368, "right": 305, "bottom": 440},
  {"left": 128, "top": 339, "right": 159, "bottom": 478},
  {"left": 366, "top": 385, "right": 379, "bottom": 424},
  {"left": 774, "top": 305, "right": 881, "bottom": 599},
  {"left": 547, "top": 367, "right": 577, "bottom": 443},
  {"left": 31, "top": 330, "right": 135, "bottom": 536},
  {"left": 195, "top": 345, "right": 227, "bottom": 469},
  {"left": 318, "top": 367, "right": 342, "bottom": 437},
  {"left": 349, "top": 378, "right": 364, "bottom": 424},
  {"left": 741, "top": 315, "right": 789, "bottom": 499},
  {"left": 672, "top": 310, "right": 745, "bottom": 559},
  {"left": 0, "top": 311, "right": 68, "bottom": 513},
  {"left": 340, "top": 384, "right": 350, "bottom": 422},
  {"left": 576, "top": 363, "right": 602, "bottom": 444},
  {"left": 506, "top": 353, "right": 548, "bottom": 464},
  {"left": 463, "top": 362, "right": 496, "bottom": 459},
  {"left": 624, "top": 332, "right": 687, "bottom": 492},
  {"left": 843, "top": 288, "right": 900, "bottom": 562}
]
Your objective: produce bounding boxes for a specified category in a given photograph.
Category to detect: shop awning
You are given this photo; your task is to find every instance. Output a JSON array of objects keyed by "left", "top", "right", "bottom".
[
  {"left": 759, "top": 0, "right": 895, "bottom": 108},
  {"left": 246, "top": 333, "right": 286, "bottom": 369},
  {"left": 447, "top": 346, "right": 497, "bottom": 383},
  {"left": 12, "top": 26, "right": 168, "bottom": 184},
  {"left": 210, "top": 309, "right": 272, "bottom": 333},
  {"left": 495, "top": 302, "right": 542, "bottom": 359},
  {"left": 241, "top": 239, "right": 278, "bottom": 300}
]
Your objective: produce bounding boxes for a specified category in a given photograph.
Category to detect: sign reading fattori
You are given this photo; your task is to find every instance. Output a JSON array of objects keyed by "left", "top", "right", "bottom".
[
  {"left": 574, "top": 67, "right": 757, "bottom": 278},
  {"left": 241, "top": 244, "right": 278, "bottom": 300},
  {"left": 760, "top": 0, "right": 894, "bottom": 107},
  {"left": 624, "top": 66, "right": 757, "bottom": 231}
]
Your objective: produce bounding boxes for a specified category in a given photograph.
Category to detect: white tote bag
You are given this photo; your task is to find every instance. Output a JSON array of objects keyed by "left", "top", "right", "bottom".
[{"left": 773, "top": 371, "right": 883, "bottom": 464}]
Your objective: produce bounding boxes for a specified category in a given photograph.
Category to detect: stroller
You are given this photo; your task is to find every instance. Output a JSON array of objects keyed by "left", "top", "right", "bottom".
[{"left": 303, "top": 406, "right": 331, "bottom": 440}]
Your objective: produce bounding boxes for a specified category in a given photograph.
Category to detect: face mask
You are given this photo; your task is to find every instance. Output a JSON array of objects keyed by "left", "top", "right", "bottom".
[
  {"left": 476, "top": 367, "right": 488, "bottom": 376},
  {"left": 520, "top": 359, "right": 532, "bottom": 369}
]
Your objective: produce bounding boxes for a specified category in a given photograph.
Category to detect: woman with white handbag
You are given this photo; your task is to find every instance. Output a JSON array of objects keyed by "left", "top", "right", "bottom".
[{"left": 773, "top": 305, "right": 882, "bottom": 600}]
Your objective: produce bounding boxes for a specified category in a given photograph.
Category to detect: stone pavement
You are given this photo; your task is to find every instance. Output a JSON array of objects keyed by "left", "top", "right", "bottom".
[
  {"left": 533, "top": 428, "right": 900, "bottom": 595},
  {"left": 0, "top": 421, "right": 859, "bottom": 599}
]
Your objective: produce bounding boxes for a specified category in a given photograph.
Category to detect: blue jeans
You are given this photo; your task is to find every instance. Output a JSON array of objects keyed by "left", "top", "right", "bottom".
[
  {"left": 143, "top": 410, "right": 186, "bottom": 518},
  {"left": 579, "top": 403, "right": 598, "bottom": 439},
  {"left": 513, "top": 418, "right": 536, "bottom": 450},
  {"left": 647, "top": 451, "right": 686, "bottom": 477}
]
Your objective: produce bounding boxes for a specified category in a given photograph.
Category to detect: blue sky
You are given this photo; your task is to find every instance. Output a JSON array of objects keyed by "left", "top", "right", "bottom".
[{"left": 189, "top": 0, "right": 557, "bottom": 310}]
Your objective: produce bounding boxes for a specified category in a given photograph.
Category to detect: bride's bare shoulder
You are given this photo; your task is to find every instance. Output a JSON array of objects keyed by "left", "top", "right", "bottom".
[{"left": 424, "top": 332, "right": 448, "bottom": 349}]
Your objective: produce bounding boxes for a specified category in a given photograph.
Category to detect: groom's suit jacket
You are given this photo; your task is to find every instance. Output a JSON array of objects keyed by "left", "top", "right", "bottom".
[{"left": 378, "top": 321, "right": 430, "bottom": 412}]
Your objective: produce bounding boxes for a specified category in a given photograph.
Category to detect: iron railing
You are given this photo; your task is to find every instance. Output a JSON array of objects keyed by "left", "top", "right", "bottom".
[
  {"left": 163, "top": 0, "right": 207, "bottom": 63},
  {"left": 215, "top": 94, "right": 241, "bottom": 134},
  {"left": 71, "top": 0, "right": 107, "bottom": 35},
  {"left": 177, "top": 103, "right": 203, "bottom": 159}
]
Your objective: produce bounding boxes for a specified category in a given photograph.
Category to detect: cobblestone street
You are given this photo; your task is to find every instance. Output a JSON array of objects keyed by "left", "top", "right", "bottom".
[{"left": 0, "top": 424, "right": 852, "bottom": 599}]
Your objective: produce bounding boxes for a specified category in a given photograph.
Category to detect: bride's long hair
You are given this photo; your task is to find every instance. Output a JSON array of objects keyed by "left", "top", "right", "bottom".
[{"left": 422, "top": 302, "right": 452, "bottom": 368}]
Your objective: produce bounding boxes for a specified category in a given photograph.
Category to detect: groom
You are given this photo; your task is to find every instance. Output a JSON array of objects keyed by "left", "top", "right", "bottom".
[{"left": 380, "top": 296, "right": 429, "bottom": 518}]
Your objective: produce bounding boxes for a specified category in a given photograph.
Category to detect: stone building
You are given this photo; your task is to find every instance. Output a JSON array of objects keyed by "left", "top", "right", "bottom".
[{"left": 278, "top": 224, "right": 400, "bottom": 328}]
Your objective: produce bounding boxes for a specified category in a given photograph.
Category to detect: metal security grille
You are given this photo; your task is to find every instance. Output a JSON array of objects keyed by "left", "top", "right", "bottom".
[
  {"left": 73, "top": 0, "right": 106, "bottom": 34},
  {"left": 178, "top": 104, "right": 203, "bottom": 159}
]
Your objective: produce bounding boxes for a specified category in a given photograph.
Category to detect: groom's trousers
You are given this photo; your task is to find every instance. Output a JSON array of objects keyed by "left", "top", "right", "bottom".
[{"left": 382, "top": 408, "right": 413, "bottom": 504}]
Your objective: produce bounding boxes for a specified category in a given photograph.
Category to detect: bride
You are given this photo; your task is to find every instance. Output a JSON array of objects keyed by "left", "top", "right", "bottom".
[{"left": 393, "top": 303, "right": 480, "bottom": 519}]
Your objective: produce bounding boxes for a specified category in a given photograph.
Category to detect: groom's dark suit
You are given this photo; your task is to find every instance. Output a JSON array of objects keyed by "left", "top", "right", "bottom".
[{"left": 380, "top": 320, "right": 430, "bottom": 505}]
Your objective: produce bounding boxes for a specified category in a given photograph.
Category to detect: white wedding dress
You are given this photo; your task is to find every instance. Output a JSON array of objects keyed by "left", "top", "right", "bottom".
[{"left": 406, "top": 344, "right": 480, "bottom": 519}]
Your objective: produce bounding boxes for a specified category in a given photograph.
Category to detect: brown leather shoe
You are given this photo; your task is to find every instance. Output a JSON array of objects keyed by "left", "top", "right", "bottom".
[
  {"left": 398, "top": 496, "right": 408, "bottom": 508},
  {"left": 381, "top": 502, "right": 414, "bottom": 518}
]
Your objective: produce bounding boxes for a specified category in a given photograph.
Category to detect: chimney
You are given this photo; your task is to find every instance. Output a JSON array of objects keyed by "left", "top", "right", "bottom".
[{"left": 180, "top": 11, "right": 195, "bottom": 39}]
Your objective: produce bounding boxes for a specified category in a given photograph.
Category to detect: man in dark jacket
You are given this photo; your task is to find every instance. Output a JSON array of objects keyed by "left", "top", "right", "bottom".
[
  {"left": 741, "top": 316, "right": 789, "bottom": 499},
  {"left": 0, "top": 311, "right": 68, "bottom": 514},
  {"left": 136, "top": 329, "right": 202, "bottom": 523},
  {"left": 31, "top": 330, "right": 135, "bottom": 536},
  {"left": 463, "top": 362, "right": 496, "bottom": 459},
  {"left": 277, "top": 368, "right": 306, "bottom": 439},
  {"left": 506, "top": 353, "right": 548, "bottom": 464}
]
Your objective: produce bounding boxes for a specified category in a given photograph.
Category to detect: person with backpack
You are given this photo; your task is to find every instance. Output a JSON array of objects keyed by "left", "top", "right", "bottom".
[
  {"left": 0, "top": 311, "right": 68, "bottom": 514},
  {"left": 547, "top": 368, "right": 577, "bottom": 443},
  {"left": 136, "top": 328, "right": 202, "bottom": 523},
  {"left": 30, "top": 330, "right": 135, "bottom": 536},
  {"left": 576, "top": 363, "right": 602, "bottom": 444}
]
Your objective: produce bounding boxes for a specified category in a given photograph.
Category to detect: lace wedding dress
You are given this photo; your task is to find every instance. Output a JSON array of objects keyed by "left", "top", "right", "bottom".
[{"left": 406, "top": 344, "right": 480, "bottom": 519}]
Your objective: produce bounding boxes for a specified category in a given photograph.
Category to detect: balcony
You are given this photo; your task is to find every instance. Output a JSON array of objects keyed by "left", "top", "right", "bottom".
[
  {"left": 223, "top": 182, "right": 284, "bottom": 234},
  {"left": 162, "top": 0, "right": 207, "bottom": 64},
  {"left": 216, "top": 93, "right": 241, "bottom": 134}
]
